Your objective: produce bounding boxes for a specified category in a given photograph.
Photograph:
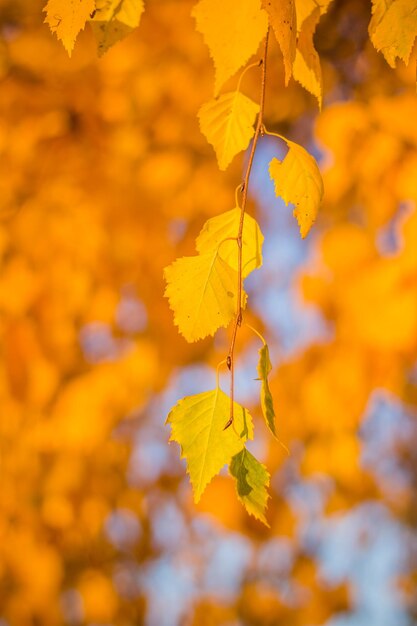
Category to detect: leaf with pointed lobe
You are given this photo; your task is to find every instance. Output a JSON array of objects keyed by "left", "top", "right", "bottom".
[
  {"left": 269, "top": 138, "right": 323, "bottom": 238},
  {"left": 198, "top": 91, "right": 260, "bottom": 170},
  {"left": 44, "top": 0, "right": 95, "bottom": 56},
  {"left": 167, "top": 388, "right": 254, "bottom": 502},
  {"left": 369, "top": 0, "right": 417, "bottom": 68},
  {"left": 164, "top": 250, "right": 243, "bottom": 342},
  {"left": 262, "top": 0, "right": 296, "bottom": 84},
  {"left": 192, "top": 0, "right": 268, "bottom": 95},
  {"left": 230, "top": 447, "right": 270, "bottom": 525},
  {"left": 90, "top": 0, "right": 145, "bottom": 56},
  {"left": 196, "top": 208, "right": 264, "bottom": 278}
]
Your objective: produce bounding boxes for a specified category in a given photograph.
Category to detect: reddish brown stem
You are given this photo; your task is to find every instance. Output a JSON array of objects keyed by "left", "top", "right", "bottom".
[{"left": 224, "top": 28, "right": 269, "bottom": 430}]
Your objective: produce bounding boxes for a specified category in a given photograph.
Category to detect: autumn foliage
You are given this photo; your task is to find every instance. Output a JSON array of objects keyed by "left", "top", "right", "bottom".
[{"left": 1, "top": 0, "right": 417, "bottom": 625}]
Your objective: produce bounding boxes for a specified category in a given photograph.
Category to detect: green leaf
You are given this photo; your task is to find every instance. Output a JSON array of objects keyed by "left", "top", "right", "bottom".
[
  {"left": 269, "top": 137, "right": 323, "bottom": 238},
  {"left": 230, "top": 447, "right": 270, "bottom": 526},
  {"left": 257, "top": 343, "right": 276, "bottom": 437},
  {"left": 167, "top": 388, "right": 254, "bottom": 502},
  {"left": 196, "top": 208, "right": 264, "bottom": 278},
  {"left": 198, "top": 91, "right": 260, "bottom": 170},
  {"left": 164, "top": 250, "right": 243, "bottom": 342}
]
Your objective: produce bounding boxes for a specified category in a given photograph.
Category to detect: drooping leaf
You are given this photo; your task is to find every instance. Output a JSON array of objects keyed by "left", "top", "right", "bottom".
[
  {"left": 295, "top": 0, "right": 333, "bottom": 30},
  {"left": 164, "top": 251, "right": 243, "bottom": 342},
  {"left": 89, "top": 0, "right": 145, "bottom": 57},
  {"left": 198, "top": 91, "right": 260, "bottom": 170},
  {"left": 269, "top": 138, "right": 323, "bottom": 238},
  {"left": 229, "top": 447, "right": 270, "bottom": 525},
  {"left": 196, "top": 208, "right": 264, "bottom": 278},
  {"left": 369, "top": 0, "right": 417, "bottom": 68},
  {"left": 44, "top": 0, "right": 95, "bottom": 56},
  {"left": 261, "top": 0, "right": 296, "bottom": 85},
  {"left": 167, "top": 388, "right": 254, "bottom": 502},
  {"left": 257, "top": 342, "right": 276, "bottom": 437},
  {"left": 192, "top": 0, "right": 269, "bottom": 95},
  {"left": 293, "top": 7, "right": 322, "bottom": 107}
]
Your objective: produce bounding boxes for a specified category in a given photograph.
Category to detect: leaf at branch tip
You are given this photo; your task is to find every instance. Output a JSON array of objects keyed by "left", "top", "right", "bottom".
[
  {"left": 164, "top": 251, "right": 244, "bottom": 342},
  {"left": 196, "top": 208, "right": 264, "bottom": 278},
  {"left": 90, "top": 0, "right": 145, "bottom": 57},
  {"left": 167, "top": 389, "right": 254, "bottom": 502},
  {"left": 261, "top": 0, "right": 296, "bottom": 85},
  {"left": 369, "top": 0, "right": 417, "bottom": 68},
  {"left": 293, "top": 7, "right": 322, "bottom": 108},
  {"left": 44, "top": 0, "right": 95, "bottom": 56},
  {"left": 192, "top": 0, "right": 268, "bottom": 95},
  {"left": 257, "top": 342, "right": 276, "bottom": 438},
  {"left": 199, "top": 91, "right": 260, "bottom": 170},
  {"left": 269, "top": 138, "right": 323, "bottom": 238},
  {"left": 230, "top": 447, "right": 270, "bottom": 526}
]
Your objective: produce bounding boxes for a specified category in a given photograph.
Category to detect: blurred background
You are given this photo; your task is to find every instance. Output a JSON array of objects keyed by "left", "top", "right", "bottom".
[{"left": 0, "top": 0, "right": 417, "bottom": 624}]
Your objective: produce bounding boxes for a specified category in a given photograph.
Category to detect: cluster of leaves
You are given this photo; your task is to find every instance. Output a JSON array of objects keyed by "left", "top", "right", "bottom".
[
  {"left": 1, "top": 0, "right": 417, "bottom": 624},
  {"left": 42, "top": 0, "right": 417, "bottom": 525}
]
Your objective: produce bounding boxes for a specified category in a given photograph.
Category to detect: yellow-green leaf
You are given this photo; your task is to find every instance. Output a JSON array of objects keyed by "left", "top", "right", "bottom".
[
  {"left": 257, "top": 343, "right": 276, "bottom": 437},
  {"left": 196, "top": 208, "right": 264, "bottom": 278},
  {"left": 293, "top": 7, "right": 322, "bottom": 107},
  {"left": 269, "top": 138, "right": 323, "bottom": 238},
  {"left": 90, "top": 0, "right": 144, "bottom": 57},
  {"left": 230, "top": 447, "right": 270, "bottom": 526},
  {"left": 369, "top": 0, "right": 417, "bottom": 68},
  {"left": 261, "top": 0, "right": 296, "bottom": 85},
  {"left": 164, "top": 251, "right": 242, "bottom": 342},
  {"left": 198, "top": 91, "right": 260, "bottom": 170},
  {"left": 167, "top": 389, "right": 254, "bottom": 502},
  {"left": 44, "top": 0, "right": 95, "bottom": 56},
  {"left": 192, "top": 0, "right": 269, "bottom": 95}
]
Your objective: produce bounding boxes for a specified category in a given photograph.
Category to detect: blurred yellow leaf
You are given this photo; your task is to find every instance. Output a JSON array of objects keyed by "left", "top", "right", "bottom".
[
  {"left": 269, "top": 138, "right": 323, "bottom": 238},
  {"left": 90, "top": 0, "right": 145, "bottom": 56},
  {"left": 229, "top": 447, "right": 270, "bottom": 526},
  {"left": 262, "top": 0, "right": 296, "bottom": 84},
  {"left": 167, "top": 388, "right": 254, "bottom": 501},
  {"left": 369, "top": 0, "right": 417, "bottom": 67},
  {"left": 196, "top": 208, "right": 264, "bottom": 278},
  {"left": 164, "top": 250, "right": 241, "bottom": 342},
  {"left": 198, "top": 91, "right": 260, "bottom": 170},
  {"left": 43, "top": 0, "right": 95, "bottom": 56},
  {"left": 192, "top": 0, "right": 268, "bottom": 94},
  {"left": 293, "top": 7, "right": 322, "bottom": 107}
]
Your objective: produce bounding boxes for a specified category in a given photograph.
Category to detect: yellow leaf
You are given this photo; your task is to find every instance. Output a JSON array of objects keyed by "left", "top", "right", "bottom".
[
  {"left": 198, "top": 91, "right": 260, "bottom": 170},
  {"left": 257, "top": 343, "right": 276, "bottom": 437},
  {"left": 229, "top": 447, "right": 270, "bottom": 526},
  {"left": 369, "top": 0, "right": 417, "bottom": 68},
  {"left": 196, "top": 208, "right": 264, "bottom": 278},
  {"left": 164, "top": 251, "right": 242, "bottom": 342},
  {"left": 43, "top": 0, "right": 95, "bottom": 56},
  {"left": 293, "top": 7, "right": 322, "bottom": 107},
  {"left": 269, "top": 138, "right": 323, "bottom": 238},
  {"left": 192, "top": 0, "right": 269, "bottom": 95},
  {"left": 261, "top": 0, "right": 296, "bottom": 85},
  {"left": 90, "top": 0, "right": 145, "bottom": 57},
  {"left": 167, "top": 388, "right": 254, "bottom": 502}
]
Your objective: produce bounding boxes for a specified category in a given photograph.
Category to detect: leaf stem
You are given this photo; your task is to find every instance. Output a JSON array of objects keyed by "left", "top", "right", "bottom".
[{"left": 224, "top": 28, "right": 270, "bottom": 430}]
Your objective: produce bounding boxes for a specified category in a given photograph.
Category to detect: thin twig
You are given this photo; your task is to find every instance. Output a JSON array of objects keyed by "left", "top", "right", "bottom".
[{"left": 224, "top": 28, "right": 270, "bottom": 430}]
